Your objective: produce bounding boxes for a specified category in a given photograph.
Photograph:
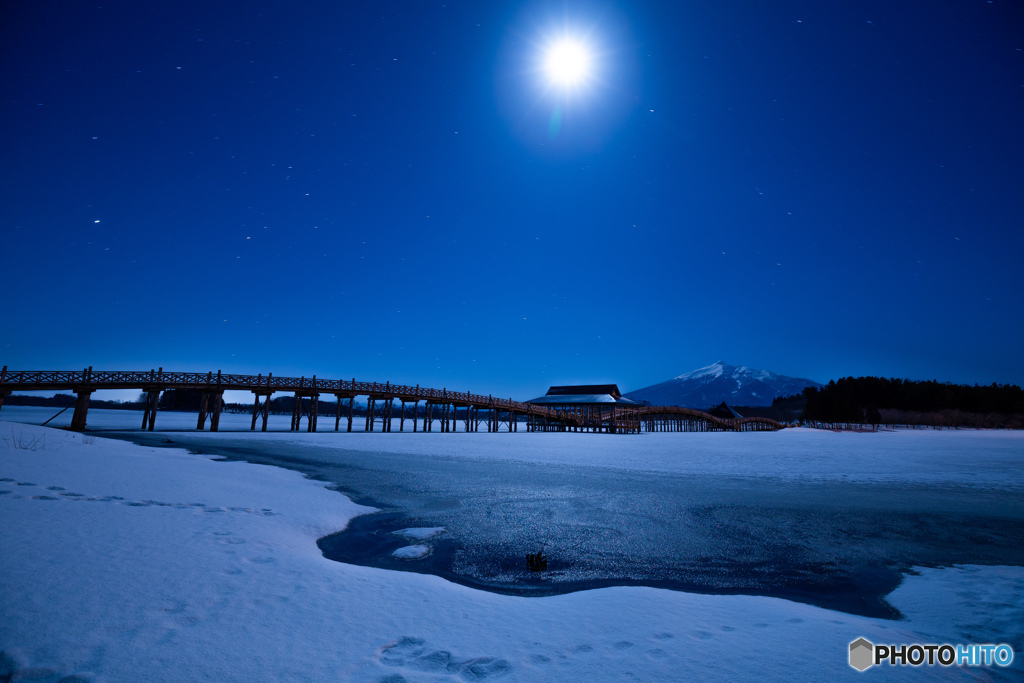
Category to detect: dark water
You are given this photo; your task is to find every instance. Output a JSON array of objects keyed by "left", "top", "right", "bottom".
[{"left": 103, "top": 432, "right": 1024, "bottom": 619}]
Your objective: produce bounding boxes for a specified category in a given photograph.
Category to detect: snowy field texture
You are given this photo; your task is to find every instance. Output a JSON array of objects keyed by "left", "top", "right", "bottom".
[
  {"left": 2, "top": 405, "right": 1023, "bottom": 487},
  {"left": 2, "top": 420, "right": 1023, "bottom": 681}
]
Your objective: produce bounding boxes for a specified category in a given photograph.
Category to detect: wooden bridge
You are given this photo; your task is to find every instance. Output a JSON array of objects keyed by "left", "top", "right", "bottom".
[{"left": 0, "top": 367, "right": 785, "bottom": 434}]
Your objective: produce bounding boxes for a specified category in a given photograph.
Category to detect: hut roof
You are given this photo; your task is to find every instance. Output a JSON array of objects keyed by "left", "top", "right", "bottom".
[
  {"left": 527, "top": 384, "right": 639, "bottom": 406},
  {"left": 706, "top": 401, "right": 743, "bottom": 419},
  {"left": 545, "top": 384, "right": 622, "bottom": 397}
]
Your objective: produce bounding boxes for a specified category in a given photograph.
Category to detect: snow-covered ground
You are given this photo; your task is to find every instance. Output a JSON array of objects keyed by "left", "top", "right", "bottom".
[{"left": 1, "top": 417, "right": 1022, "bottom": 681}]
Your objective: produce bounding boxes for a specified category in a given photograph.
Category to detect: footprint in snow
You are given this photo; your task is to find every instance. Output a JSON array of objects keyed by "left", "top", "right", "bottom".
[
  {"left": 1, "top": 481, "right": 278, "bottom": 516},
  {"left": 0, "top": 650, "right": 92, "bottom": 682},
  {"left": 380, "top": 637, "right": 512, "bottom": 680}
]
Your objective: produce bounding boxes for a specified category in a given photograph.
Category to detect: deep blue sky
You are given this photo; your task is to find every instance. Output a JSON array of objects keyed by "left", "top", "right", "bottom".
[{"left": 3, "top": 0, "right": 1023, "bottom": 400}]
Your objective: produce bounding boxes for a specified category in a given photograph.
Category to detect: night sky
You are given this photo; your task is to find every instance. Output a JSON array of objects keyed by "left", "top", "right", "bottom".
[{"left": 4, "top": 0, "right": 1023, "bottom": 401}]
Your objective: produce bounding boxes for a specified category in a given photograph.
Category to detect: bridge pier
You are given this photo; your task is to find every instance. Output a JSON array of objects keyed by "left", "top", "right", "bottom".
[
  {"left": 196, "top": 391, "right": 224, "bottom": 431},
  {"left": 333, "top": 394, "right": 354, "bottom": 432},
  {"left": 70, "top": 389, "right": 94, "bottom": 431},
  {"left": 290, "top": 394, "right": 301, "bottom": 431},
  {"left": 365, "top": 398, "right": 376, "bottom": 432},
  {"left": 288, "top": 393, "right": 318, "bottom": 432},
  {"left": 251, "top": 392, "right": 273, "bottom": 431},
  {"left": 383, "top": 397, "right": 394, "bottom": 432},
  {"left": 141, "top": 389, "right": 160, "bottom": 431}
]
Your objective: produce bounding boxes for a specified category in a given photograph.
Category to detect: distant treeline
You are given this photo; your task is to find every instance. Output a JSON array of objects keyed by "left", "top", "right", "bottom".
[
  {"left": 733, "top": 394, "right": 808, "bottom": 423},
  {"left": 801, "top": 377, "right": 1024, "bottom": 429},
  {"left": 3, "top": 394, "right": 143, "bottom": 410}
]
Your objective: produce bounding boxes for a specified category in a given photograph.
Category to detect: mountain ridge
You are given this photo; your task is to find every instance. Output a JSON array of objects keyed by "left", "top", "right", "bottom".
[{"left": 625, "top": 361, "right": 822, "bottom": 408}]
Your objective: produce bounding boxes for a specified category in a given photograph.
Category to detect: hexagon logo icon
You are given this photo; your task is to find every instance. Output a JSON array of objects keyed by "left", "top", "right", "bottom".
[{"left": 849, "top": 638, "right": 874, "bottom": 671}]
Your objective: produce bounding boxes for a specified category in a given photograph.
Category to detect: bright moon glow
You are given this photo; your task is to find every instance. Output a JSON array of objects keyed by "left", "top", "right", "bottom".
[{"left": 543, "top": 39, "right": 592, "bottom": 87}]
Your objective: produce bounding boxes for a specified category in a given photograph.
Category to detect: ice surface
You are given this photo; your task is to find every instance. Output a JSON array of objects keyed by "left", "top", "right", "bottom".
[
  {"left": 1, "top": 419, "right": 1022, "bottom": 681},
  {"left": 23, "top": 406, "right": 1023, "bottom": 492},
  {"left": 392, "top": 544, "right": 432, "bottom": 559},
  {"left": 392, "top": 527, "right": 446, "bottom": 540}
]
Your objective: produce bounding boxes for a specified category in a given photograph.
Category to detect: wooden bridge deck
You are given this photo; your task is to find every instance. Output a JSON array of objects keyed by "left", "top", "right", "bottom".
[{"left": 0, "top": 367, "right": 785, "bottom": 434}]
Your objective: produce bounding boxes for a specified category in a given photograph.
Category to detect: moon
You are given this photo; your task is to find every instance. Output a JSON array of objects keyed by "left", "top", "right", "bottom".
[{"left": 542, "top": 38, "right": 593, "bottom": 88}]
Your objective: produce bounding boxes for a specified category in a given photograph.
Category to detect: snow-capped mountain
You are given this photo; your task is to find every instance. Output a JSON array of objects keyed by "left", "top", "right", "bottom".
[{"left": 624, "top": 361, "right": 822, "bottom": 408}]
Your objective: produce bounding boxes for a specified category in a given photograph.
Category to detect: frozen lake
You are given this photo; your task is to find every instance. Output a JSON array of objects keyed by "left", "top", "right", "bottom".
[
  {"left": 4, "top": 406, "right": 1023, "bottom": 619},
  {"left": 122, "top": 434, "right": 1024, "bottom": 619}
]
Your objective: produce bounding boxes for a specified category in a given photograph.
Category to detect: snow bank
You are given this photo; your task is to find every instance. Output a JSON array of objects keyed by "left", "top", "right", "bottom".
[
  {"left": 392, "top": 545, "right": 432, "bottom": 560},
  {"left": 1, "top": 421, "right": 1021, "bottom": 681}
]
